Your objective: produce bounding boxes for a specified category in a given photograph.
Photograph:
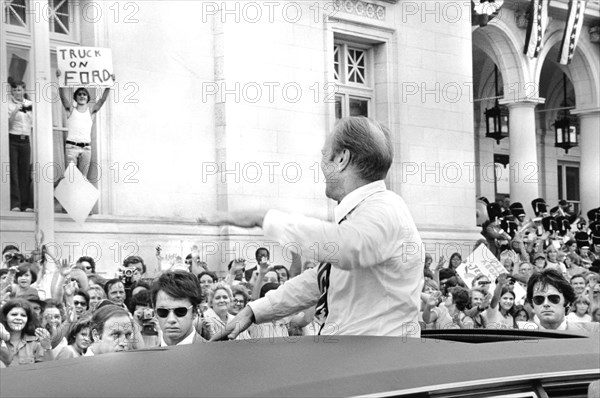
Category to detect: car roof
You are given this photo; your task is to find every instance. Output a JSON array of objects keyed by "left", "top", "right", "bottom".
[{"left": 2, "top": 334, "right": 599, "bottom": 397}]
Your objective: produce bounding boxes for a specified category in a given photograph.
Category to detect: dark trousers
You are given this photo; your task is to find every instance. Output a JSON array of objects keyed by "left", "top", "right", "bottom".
[{"left": 9, "top": 135, "right": 33, "bottom": 210}]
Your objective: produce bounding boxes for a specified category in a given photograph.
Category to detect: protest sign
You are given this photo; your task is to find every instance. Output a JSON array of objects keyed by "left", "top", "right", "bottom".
[
  {"left": 456, "top": 244, "right": 527, "bottom": 304},
  {"left": 56, "top": 46, "right": 114, "bottom": 87}
]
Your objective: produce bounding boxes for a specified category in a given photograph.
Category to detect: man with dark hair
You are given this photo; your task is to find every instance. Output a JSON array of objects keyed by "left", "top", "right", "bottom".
[
  {"left": 123, "top": 256, "right": 146, "bottom": 282},
  {"left": 150, "top": 271, "right": 205, "bottom": 346},
  {"left": 204, "top": 116, "right": 424, "bottom": 339},
  {"left": 524, "top": 269, "right": 599, "bottom": 333}
]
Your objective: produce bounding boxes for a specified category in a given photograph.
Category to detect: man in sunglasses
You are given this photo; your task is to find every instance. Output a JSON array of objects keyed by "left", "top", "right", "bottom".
[
  {"left": 524, "top": 269, "right": 599, "bottom": 333},
  {"left": 150, "top": 271, "right": 206, "bottom": 346}
]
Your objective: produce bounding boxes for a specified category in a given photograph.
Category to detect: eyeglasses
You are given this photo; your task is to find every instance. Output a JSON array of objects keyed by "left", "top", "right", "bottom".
[
  {"left": 532, "top": 294, "right": 561, "bottom": 306},
  {"left": 155, "top": 305, "right": 193, "bottom": 318},
  {"left": 73, "top": 301, "right": 87, "bottom": 306},
  {"left": 233, "top": 299, "right": 245, "bottom": 305}
]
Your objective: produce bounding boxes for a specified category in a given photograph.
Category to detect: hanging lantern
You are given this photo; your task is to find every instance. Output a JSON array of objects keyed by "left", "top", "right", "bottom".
[
  {"left": 553, "top": 73, "right": 578, "bottom": 154},
  {"left": 485, "top": 65, "right": 509, "bottom": 144}
]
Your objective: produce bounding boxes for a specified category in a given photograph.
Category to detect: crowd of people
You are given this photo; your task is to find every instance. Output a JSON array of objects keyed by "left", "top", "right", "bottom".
[
  {"left": 1, "top": 201, "right": 598, "bottom": 367},
  {"left": 0, "top": 244, "right": 322, "bottom": 367},
  {"left": 1, "top": 116, "right": 598, "bottom": 370},
  {"left": 424, "top": 199, "right": 600, "bottom": 331}
]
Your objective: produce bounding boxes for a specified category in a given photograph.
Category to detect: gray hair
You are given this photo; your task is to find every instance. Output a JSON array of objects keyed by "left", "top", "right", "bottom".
[{"left": 330, "top": 117, "right": 393, "bottom": 182}]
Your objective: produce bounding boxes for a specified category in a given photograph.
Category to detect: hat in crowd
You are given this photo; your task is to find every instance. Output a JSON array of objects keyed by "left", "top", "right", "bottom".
[
  {"left": 590, "top": 223, "right": 600, "bottom": 245},
  {"left": 487, "top": 203, "right": 503, "bottom": 222},
  {"left": 531, "top": 198, "right": 548, "bottom": 217},
  {"left": 500, "top": 219, "right": 518, "bottom": 239},
  {"left": 478, "top": 196, "right": 490, "bottom": 205},
  {"left": 501, "top": 209, "right": 514, "bottom": 221},
  {"left": 558, "top": 199, "right": 569, "bottom": 207},
  {"left": 575, "top": 231, "right": 590, "bottom": 249},
  {"left": 541, "top": 216, "right": 558, "bottom": 233},
  {"left": 534, "top": 253, "right": 546, "bottom": 260},
  {"left": 509, "top": 202, "right": 526, "bottom": 218},
  {"left": 555, "top": 216, "right": 571, "bottom": 236},
  {"left": 16, "top": 288, "right": 45, "bottom": 307},
  {"left": 588, "top": 208, "right": 600, "bottom": 223}
]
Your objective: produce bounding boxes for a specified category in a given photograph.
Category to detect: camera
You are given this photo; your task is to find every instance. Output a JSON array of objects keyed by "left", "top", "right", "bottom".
[
  {"left": 141, "top": 308, "right": 154, "bottom": 322},
  {"left": 139, "top": 308, "right": 158, "bottom": 336},
  {"left": 20, "top": 104, "right": 32, "bottom": 113},
  {"left": 118, "top": 266, "right": 136, "bottom": 285}
]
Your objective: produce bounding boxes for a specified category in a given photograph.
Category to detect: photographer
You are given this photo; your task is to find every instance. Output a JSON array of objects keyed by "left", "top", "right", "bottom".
[
  {"left": 128, "top": 290, "right": 160, "bottom": 348},
  {"left": 7, "top": 79, "right": 33, "bottom": 212}
]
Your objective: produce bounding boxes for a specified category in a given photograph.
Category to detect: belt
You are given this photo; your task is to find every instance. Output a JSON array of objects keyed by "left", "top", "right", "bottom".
[
  {"left": 9, "top": 134, "right": 29, "bottom": 140},
  {"left": 66, "top": 140, "right": 91, "bottom": 148}
]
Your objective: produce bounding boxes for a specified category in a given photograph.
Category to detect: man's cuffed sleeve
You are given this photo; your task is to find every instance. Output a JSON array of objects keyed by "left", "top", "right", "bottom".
[{"left": 248, "top": 267, "right": 320, "bottom": 324}]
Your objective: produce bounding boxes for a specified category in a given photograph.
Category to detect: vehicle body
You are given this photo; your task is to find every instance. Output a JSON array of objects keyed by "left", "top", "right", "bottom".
[{"left": 1, "top": 330, "right": 599, "bottom": 397}]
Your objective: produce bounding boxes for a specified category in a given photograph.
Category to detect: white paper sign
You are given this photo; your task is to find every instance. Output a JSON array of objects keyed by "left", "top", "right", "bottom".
[
  {"left": 456, "top": 245, "right": 527, "bottom": 304},
  {"left": 56, "top": 46, "right": 114, "bottom": 87},
  {"left": 54, "top": 163, "right": 99, "bottom": 225}
]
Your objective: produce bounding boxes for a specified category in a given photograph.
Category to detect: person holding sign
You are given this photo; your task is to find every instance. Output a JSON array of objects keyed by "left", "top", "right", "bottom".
[{"left": 56, "top": 70, "right": 114, "bottom": 179}]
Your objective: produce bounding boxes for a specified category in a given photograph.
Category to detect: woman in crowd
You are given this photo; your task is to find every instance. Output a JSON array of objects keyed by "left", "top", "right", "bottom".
[
  {"left": 41, "top": 300, "right": 68, "bottom": 356},
  {"left": 422, "top": 286, "right": 472, "bottom": 329},
  {"left": 486, "top": 275, "right": 516, "bottom": 329},
  {"left": 76, "top": 256, "right": 96, "bottom": 275},
  {"left": 56, "top": 317, "right": 91, "bottom": 360},
  {"left": 87, "top": 286, "right": 106, "bottom": 312},
  {"left": 198, "top": 271, "right": 217, "bottom": 296},
  {"left": 71, "top": 289, "right": 90, "bottom": 319},
  {"left": 0, "top": 299, "right": 53, "bottom": 365},
  {"left": 86, "top": 304, "right": 137, "bottom": 355},
  {"left": 448, "top": 253, "right": 463, "bottom": 270},
  {"left": 229, "top": 285, "right": 250, "bottom": 316},
  {"left": 272, "top": 265, "right": 290, "bottom": 284},
  {"left": 12, "top": 263, "right": 38, "bottom": 298},
  {"left": 566, "top": 295, "right": 592, "bottom": 323},
  {"left": 545, "top": 246, "right": 567, "bottom": 276},
  {"left": 204, "top": 283, "right": 235, "bottom": 338},
  {"left": 512, "top": 304, "right": 530, "bottom": 325}
]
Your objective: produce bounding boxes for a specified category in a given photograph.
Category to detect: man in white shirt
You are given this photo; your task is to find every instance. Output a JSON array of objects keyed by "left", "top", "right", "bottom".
[
  {"left": 151, "top": 271, "right": 206, "bottom": 346},
  {"left": 205, "top": 116, "right": 424, "bottom": 339}
]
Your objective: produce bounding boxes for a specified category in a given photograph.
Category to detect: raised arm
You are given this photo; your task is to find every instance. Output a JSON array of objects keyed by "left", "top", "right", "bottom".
[
  {"left": 490, "top": 274, "right": 508, "bottom": 309},
  {"left": 91, "top": 75, "right": 114, "bottom": 114},
  {"left": 56, "top": 70, "right": 72, "bottom": 112}
]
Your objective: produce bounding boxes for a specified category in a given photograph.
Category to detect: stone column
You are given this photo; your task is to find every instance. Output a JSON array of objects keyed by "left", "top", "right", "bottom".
[
  {"left": 500, "top": 98, "right": 545, "bottom": 218},
  {"left": 572, "top": 108, "right": 600, "bottom": 215},
  {"left": 32, "top": 0, "right": 55, "bottom": 245}
]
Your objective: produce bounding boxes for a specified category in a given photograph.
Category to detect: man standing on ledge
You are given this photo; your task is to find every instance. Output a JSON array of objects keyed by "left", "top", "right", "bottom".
[{"left": 204, "top": 117, "right": 424, "bottom": 338}]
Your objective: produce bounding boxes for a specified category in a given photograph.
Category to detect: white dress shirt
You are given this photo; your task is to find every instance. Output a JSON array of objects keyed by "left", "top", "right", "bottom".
[{"left": 249, "top": 180, "right": 424, "bottom": 336}]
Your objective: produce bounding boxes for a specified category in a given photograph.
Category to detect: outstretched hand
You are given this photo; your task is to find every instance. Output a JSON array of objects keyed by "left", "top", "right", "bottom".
[
  {"left": 209, "top": 306, "right": 255, "bottom": 341},
  {"left": 197, "top": 210, "right": 267, "bottom": 229}
]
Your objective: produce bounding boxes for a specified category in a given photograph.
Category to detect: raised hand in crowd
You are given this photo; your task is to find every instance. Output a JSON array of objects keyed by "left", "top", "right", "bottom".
[
  {"left": 251, "top": 255, "right": 271, "bottom": 300},
  {"left": 34, "top": 327, "right": 52, "bottom": 351},
  {"left": 225, "top": 258, "right": 245, "bottom": 286}
]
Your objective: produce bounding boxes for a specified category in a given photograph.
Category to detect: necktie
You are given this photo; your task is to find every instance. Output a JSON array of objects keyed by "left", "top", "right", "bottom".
[
  {"left": 314, "top": 261, "right": 331, "bottom": 325},
  {"left": 314, "top": 216, "right": 345, "bottom": 330}
]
